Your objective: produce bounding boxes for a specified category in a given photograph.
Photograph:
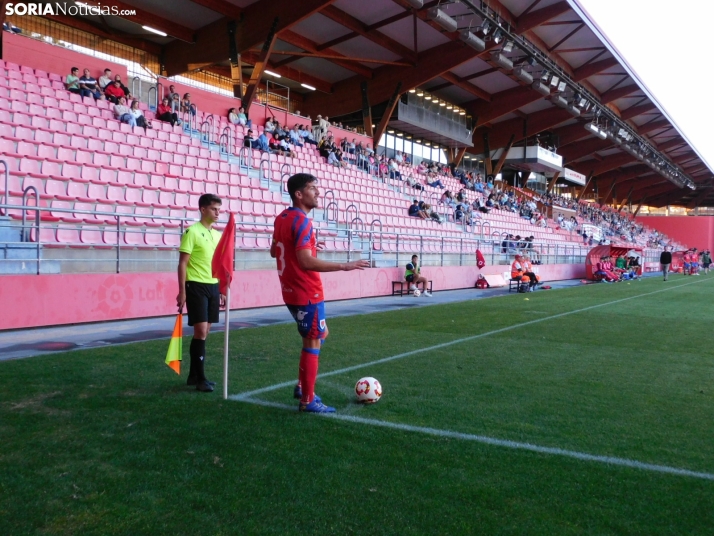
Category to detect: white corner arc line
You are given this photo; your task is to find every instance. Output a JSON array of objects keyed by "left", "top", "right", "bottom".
[
  {"left": 238, "top": 398, "right": 714, "bottom": 481},
  {"left": 231, "top": 278, "right": 709, "bottom": 401}
]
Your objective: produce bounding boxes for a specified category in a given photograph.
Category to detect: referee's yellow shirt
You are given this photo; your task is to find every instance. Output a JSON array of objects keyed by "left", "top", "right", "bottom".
[{"left": 179, "top": 222, "right": 222, "bottom": 284}]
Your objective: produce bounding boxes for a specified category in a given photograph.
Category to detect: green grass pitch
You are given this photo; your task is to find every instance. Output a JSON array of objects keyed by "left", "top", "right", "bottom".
[{"left": 1, "top": 276, "right": 714, "bottom": 534}]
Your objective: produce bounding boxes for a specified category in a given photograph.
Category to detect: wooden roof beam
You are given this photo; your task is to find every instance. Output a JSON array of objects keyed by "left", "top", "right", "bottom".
[
  {"left": 165, "top": 0, "right": 335, "bottom": 76},
  {"left": 320, "top": 5, "right": 417, "bottom": 63}
]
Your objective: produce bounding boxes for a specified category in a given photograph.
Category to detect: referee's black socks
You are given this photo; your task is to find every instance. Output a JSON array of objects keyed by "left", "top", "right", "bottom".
[{"left": 189, "top": 338, "right": 207, "bottom": 382}]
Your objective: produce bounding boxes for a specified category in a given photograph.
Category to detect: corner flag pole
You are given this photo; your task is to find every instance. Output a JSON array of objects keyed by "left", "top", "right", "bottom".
[
  {"left": 211, "top": 212, "right": 236, "bottom": 401},
  {"left": 223, "top": 287, "right": 231, "bottom": 400}
]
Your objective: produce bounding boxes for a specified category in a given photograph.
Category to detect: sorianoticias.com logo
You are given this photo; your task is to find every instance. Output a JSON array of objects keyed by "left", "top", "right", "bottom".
[{"left": 5, "top": 2, "right": 137, "bottom": 16}]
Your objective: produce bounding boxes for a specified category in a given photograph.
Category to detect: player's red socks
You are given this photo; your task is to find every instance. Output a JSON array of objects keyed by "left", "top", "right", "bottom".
[{"left": 299, "top": 347, "right": 320, "bottom": 404}]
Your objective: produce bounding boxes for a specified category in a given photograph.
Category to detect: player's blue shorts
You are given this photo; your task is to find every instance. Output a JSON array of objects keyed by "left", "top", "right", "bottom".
[
  {"left": 286, "top": 301, "right": 327, "bottom": 340},
  {"left": 684, "top": 262, "right": 691, "bottom": 269}
]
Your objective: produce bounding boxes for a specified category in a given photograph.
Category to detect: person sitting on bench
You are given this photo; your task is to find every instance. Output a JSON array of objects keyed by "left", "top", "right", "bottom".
[
  {"left": 511, "top": 255, "right": 535, "bottom": 291},
  {"left": 405, "top": 255, "right": 431, "bottom": 297}
]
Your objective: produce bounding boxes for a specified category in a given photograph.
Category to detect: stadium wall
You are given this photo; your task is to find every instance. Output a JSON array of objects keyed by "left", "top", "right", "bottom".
[
  {"left": 635, "top": 216, "right": 714, "bottom": 250},
  {"left": 3, "top": 31, "right": 128, "bottom": 81},
  {"left": 0, "top": 264, "right": 586, "bottom": 330}
]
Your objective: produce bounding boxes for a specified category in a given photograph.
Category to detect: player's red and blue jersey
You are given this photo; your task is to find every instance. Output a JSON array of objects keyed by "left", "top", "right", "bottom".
[{"left": 273, "top": 207, "right": 324, "bottom": 306}]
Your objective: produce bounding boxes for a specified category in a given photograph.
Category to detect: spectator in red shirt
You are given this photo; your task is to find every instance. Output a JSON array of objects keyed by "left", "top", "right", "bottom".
[
  {"left": 156, "top": 96, "right": 180, "bottom": 126},
  {"left": 105, "top": 80, "right": 126, "bottom": 104}
]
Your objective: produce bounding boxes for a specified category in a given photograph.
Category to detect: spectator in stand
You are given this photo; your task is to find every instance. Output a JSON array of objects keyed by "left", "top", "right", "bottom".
[
  {"left": 440, "top": 190, "right": 456, "bottom": 208},
  {"left": 256, "top": 131, "right": 270, "bottom": 152},
  {"left": 405, "top": 255, "right": 432, "bottom": 296},
  {"left": 299, "top": 125, "right": 318, "bottom": 146},
  {"left": 130, "top": 100, "right": 152, "bottom": 130},
  {"left": 98, "top": 68, "right": 113, "bottom": 91},
  {"left": 243, "top": 129, "right": 257, "bottom": 148},
  {"left": 113, "top": 97, "right": 136, "bottom": 127},
  {"left": 317, "top": 114, "right": 329, "bottom": 140},
  {"left": 273, "top": 121, "right": 287, "bottom": 140},
  {"left": 156, "top": 97, "right": 180, "bottom": 126},
  {"left": 168, "top": 85, "right": 180, "bottom": 112},
  {"left": 475, "top": 195, "right": 490, "bottom": 214},
  {"left": 388, "top": 159, "right": 402, "bottom": 180},
  {"left": 65, "top": 67, "right": 81, "bottom": 94},
  {"left": 237, "top": 106, "right": 251, "bottom": 127},
  {"left": 425, "top": 176, "right": 445, "bottom": 189},
  {"left": 78, "top": 68, "right": 104, "bottom": 101},
  {"left": 289, "top": 126, "right": 303, "bottom": 148},
  {"left": 228, "top": 108, "right": 242, "bottom": 126},
  {"left": 406, "top": 176, "right": 423, "bottom": 191},
  {"left": 408, "top": 199, "right": 428, "bottom": 219},
  {"left": 104, "top": 79, "right": 126, "bottom": 104},
  {"left": 181, "top": 93, "right": 196, "bottom": 116},
  {"left": 327, "top": 148, "right": 346, "bottom": 168},
  {"left": 113, "top": 75, "right": 132, "bottom": 99},
  {"left": 264, "top": 117, "right": 276, "bottom": 134}
]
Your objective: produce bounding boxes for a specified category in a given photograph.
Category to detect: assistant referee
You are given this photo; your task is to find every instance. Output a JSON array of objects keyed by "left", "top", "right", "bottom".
[{"left": 176, "top": 193, "right": 224, "bottom": 392}]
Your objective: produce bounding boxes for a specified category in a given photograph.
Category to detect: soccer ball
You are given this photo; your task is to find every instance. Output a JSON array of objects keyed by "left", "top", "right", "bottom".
[
  {"left": 413, "top": 288, "right": 421, "bottom": 297},
  {"left": 355, "top": 377, "right": 382, "bottom": 404}
]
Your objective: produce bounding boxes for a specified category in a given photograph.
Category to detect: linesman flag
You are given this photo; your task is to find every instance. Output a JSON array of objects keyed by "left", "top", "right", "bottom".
[
  {"left": 212, "top": 212, "right": 235, "bottom": 295},
  {"left": 165, "top": 314, "right": 182, "bottom": 374},
  {"left": 476, "top": 249, "right": 486, "bottom": 269}
]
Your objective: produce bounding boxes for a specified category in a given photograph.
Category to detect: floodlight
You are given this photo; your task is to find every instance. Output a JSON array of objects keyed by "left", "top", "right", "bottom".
[
  {"left": 458, "top": 30, "right": 485, "bottom": 52},
  {"left": 427, "top": 8, "right": 458, "bottom": 33},
  {"left": 531, "top": 80, "right": 550, "bottom": 96},
  {"left": 490, "top": 51, "right": 513, "bottom": 71},
  {"left": 584, "top": 122, "right": 607, "bottom": 139},
  {"left": 513, "top": 66, "right": 533, "bottom": 84}
]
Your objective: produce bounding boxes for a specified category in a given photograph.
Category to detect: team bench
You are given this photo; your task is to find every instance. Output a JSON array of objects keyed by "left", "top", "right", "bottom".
[{"left": 392, "top": 280, "right": 433, "bottom": 296}]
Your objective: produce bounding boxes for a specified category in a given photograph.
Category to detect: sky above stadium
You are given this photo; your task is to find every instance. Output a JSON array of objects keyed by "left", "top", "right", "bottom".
[{"left": 577, "top": 0, "right": 714, "bottom": 174}]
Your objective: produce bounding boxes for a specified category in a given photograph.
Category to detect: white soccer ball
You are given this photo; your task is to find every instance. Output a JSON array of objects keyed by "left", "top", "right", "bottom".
[
  {"left": 413, "top": 288, "right": 421, "bottom": 297},
  {"left": 355, "top": 377, "right": 382, "bottom": 404}
]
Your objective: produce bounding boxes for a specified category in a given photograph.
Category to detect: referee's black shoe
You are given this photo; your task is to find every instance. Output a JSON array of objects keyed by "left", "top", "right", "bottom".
[
  {"left": 187, "top": 376, "right": 216, "bottom": 387},
  {"left": 195, "top": 380, "right": 214, "bottom": 392}
]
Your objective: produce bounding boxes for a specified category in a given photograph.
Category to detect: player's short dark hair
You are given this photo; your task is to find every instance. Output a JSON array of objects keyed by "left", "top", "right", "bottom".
[
  {"left": 287, "top": 173, "right": 317, "bottom": 201},
  {"left": 412, "top": 254, "right": 418, "bottom": 260},
  {"left": 198, "top": 193, "right": 222, "bottom": 208}
]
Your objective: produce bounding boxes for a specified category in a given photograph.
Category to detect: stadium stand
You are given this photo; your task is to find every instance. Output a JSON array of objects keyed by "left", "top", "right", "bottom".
[{"left": 0, "top": 0, "right": 709, "bottom": 330}]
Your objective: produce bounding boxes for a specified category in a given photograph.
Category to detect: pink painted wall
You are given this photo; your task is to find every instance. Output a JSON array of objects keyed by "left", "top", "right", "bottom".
[
  {"left": 3, "top": 31, "right": 127, "bottom": 82},
  {"left": 0, "top": 264, "right": 585, "bottom": 330},
  {"left": 636, "top": 216, "right": 714, "bottom": 251}
]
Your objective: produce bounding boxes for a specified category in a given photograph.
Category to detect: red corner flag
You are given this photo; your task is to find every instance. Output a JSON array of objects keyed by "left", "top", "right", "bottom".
[
  {"left": 212, "top": 212, "right": 235, "bottom": 295},
  {"left": 476, "top": 249, "right": 486, "bottom": 269}
]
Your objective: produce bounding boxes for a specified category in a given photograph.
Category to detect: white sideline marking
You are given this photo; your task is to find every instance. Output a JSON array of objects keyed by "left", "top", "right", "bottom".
[
  {"left": 231, "top": 278, "right": 708, "bottom": 401},
  {"left": 237, "top": 397, "right": 714, "bottom": 481}
]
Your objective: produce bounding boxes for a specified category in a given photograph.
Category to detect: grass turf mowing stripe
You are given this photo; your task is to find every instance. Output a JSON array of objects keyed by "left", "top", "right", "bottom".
[
  {"left": 238, "top": 397, "right": 714, "bottom": 482},
  {"left": 231, "top": 277, "right": 710, "bottom": 401}
]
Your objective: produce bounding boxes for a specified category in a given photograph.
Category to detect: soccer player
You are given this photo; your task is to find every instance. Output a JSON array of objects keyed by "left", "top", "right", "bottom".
[
  {"left": 405, "top": 254, "right": 432, "bottom": 296},
  {"left": 176, "top": 193, "right": 224, "bottom": 393},
  {"left": 682, "top": 250, "right": 692, "bottom": 275},
  {"left": 271, "top": 174, "right": 370, "bottom": 413}
]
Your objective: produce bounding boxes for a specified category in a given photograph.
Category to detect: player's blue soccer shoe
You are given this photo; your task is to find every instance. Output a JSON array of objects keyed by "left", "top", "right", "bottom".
[
  {"left": 298, "top": 399, "right": 335, "bottom": 413},
  {"left": 293, "top": 385, "right": 320, "bottom": 403}
]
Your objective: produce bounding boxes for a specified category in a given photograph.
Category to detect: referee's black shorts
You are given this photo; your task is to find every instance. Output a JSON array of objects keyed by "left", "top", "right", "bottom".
[{"left": 185, "top": 281, "right": 220, "bottom": 326}]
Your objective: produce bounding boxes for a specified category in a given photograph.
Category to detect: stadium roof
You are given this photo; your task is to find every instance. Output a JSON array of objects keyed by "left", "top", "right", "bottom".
[{"left": 49, "top": 0, "right": 714, "bottom": 207}]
